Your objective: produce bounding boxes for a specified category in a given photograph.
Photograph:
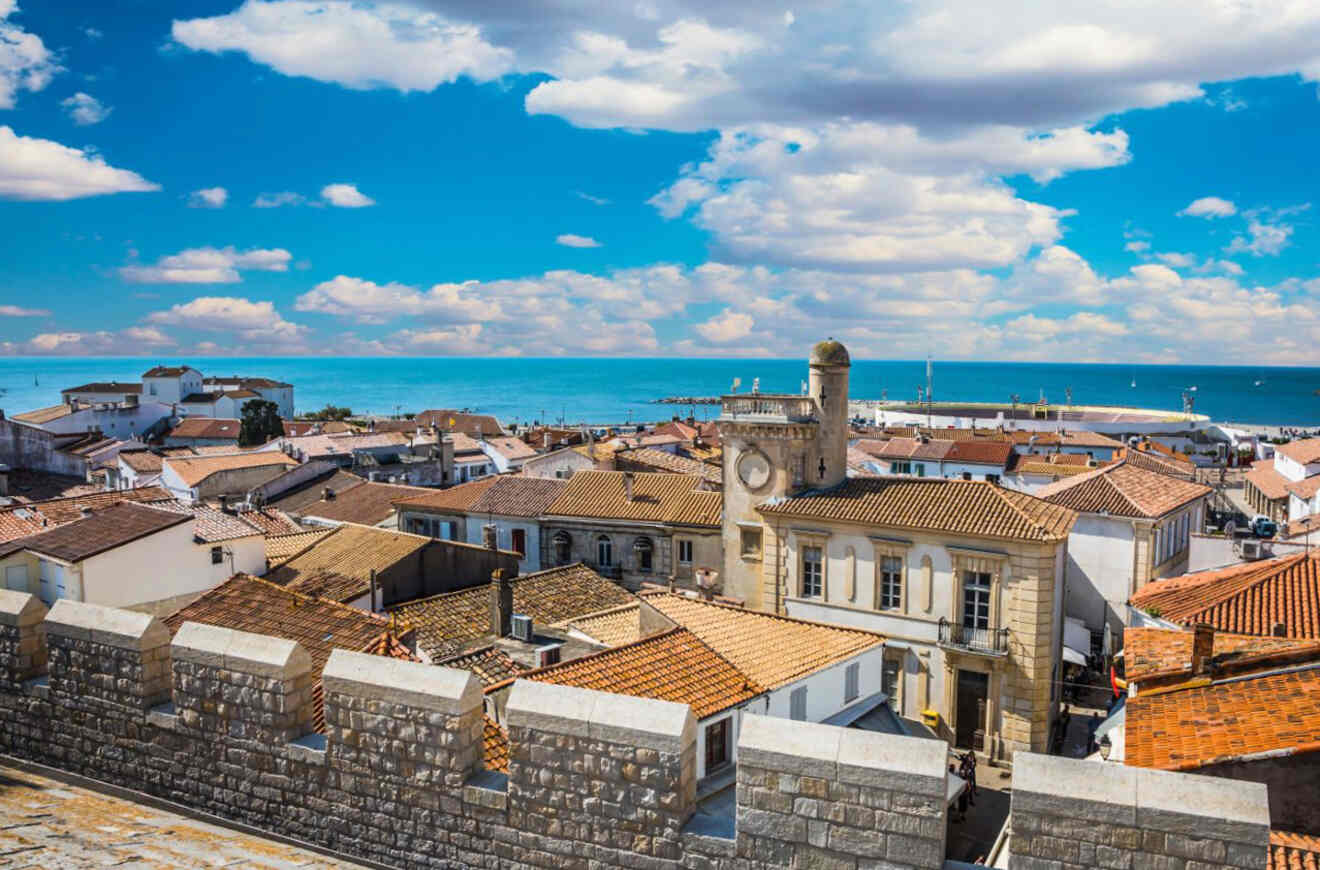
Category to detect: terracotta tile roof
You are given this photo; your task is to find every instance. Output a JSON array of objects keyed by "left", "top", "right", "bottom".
[
  {"left": 163, "top": 452, "right": 298, "bottom": 488},
  {"left": 1277, "top": 438, "right": 1320, "bottom": 466},
  {"left": 484, "top": 716, "right": 509, "bottom": 772},
  {"left": 161, "top": 574, "right": 414, "bottom": 732},
  {"left": 522, "top": 628, "right": 765, "bottom": 719},
  {"left": 236, "top": 507, "right": 302, "bottom": 536},
  {"left": 1247, "top": 460, "right": 1293, "bottom": 501},
  {"left": 0, "top": 486, "right": 172, "bottom": 543},
  {"left": 62, "top": 381, "right": 142, "bottom": 394},
  {"left": 639, "top": 590, "right": 884, "bottom": 689},
  {"left": 435, "top": 645, "right": 528, "bottom": 686},
  {"left": 563, "top": 602, "right": 642, "bottom": 646},
  {"left": 522, "top": 427, "right": 586, "bottom": 450},
  {"left": 167, "top": 418, "right": 240, "bottom": 440},
  {"left": 448, "top": 432, "right": 486, "bottom": 456},
  {"left": 485, "top": 436, "right": 537, "bottom": 462},
  {"left": 265, "top": 469, "right": 366, "bottom": 513},
  {"left": 572, "top": 442, "right": 621, "bottom": 462},
  {"left": 1287, "top": 475, "right": 1320, "bottom": 500},
  {"left": 651, "top": 420, "right": 700, "bottom": 442},
  {"left": 0, "top": 502, "right": 189, "bottom": 562},
  {"left": 465, "top": 476, "right": 568, "bottom": 517},
  {"left": 1129, "top": 551, "right": 1320, "bottom": 639},
  {"left": 296, "top": 480, "right": 431, "bottom": 525},
  {"left": 615, "top": 447, "right": 722, "bottom": 484},
  {"left": 151, "top": 501, "right": 263, "bottom": 543},
  {"left": 1124, "top": 664, "right": 1320, "bottom": 771},
  {"left": 944, "top": 440, "right": 1015, "bottom": 465},
  {"left": 415, "top": 409, "right": 504, "bottom": 438},
  {"left": 393, "top": 476, "right": 500, "bottom": 513},
  {"left": 119, "top": 450, "right": 163, "bottom": 473},
  {"left": 1272, "top": 831, "right": 1320, "bottom": 870},
  {"left": 281, "top": 421, "right": 320, "bottom": 437},
  {"left": 1059, "top": 430, "right": 1124, "bottom": 448},
  {"left": 869, "top": 437, "right": 954, "bottom": 461},
  {"left": 264, "top": 528, "right": 333, "bottom": 567},
  {"left": 1123, "top": 626, "right": 1320, "bottom": 683},
  {"left": 223, "top": 389, "right": 260, "bottom": 399},
  {"left": 545, "top": 471, "right": 722, "bottom": 527},
  {"left": 281, "top": 431, "right": 410, "bottom": 457},
  {"left": 847, "top": 446, "right": 881, "bottom": 476},
  {"left": 1116, "top": 446, "right": 1196, "bottom": 480},
  {"left": 852, "top": 439, "right": 892, "bottom": 459},
  {"left": 758, "top": 477, "right": 1075, "bottom": 543},
  {"left": 266, "top": 524, "right": 433, "bottom": 603},
  {"left": 11, "top": 404, "right": 74, "bottom": 424},
  {"left": 389, "top": 563, "right": 636, "bottom": 659},
  {"left": 1010, "top": 456, "right": 1101, "bottom": 479},
  {"left": 180, "top": 391, "right": 225, "bottom": 404},
  {"left": 1037, "top": 461, "right": 1210, "bottom": 519},
  {"left": 142, "top": 365, "right": 196, "bottom": 377}
]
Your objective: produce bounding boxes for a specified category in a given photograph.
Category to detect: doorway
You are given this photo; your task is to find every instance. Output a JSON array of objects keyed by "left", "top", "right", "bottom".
[{"left": 955, "top": 669, "right": 989, "bottom": 750}]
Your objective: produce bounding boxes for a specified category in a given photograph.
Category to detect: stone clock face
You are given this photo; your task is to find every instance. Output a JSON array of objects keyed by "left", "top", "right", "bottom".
[{"left": 737, "top": 449, "right": 772, "bottom": 491}]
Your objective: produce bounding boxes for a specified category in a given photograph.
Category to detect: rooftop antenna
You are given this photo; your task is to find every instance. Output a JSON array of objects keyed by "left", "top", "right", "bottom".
[
  {"left": 731, "top": 377, "right": 741, "bottom": 395},
  {"left": 925, "top": 354, "right": 932, "bottom": 405}
]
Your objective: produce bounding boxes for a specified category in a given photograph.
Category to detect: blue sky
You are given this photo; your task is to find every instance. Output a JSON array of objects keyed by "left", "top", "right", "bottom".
[{"left": 2, "top": 0, "right": 1320, "bottom": 363}]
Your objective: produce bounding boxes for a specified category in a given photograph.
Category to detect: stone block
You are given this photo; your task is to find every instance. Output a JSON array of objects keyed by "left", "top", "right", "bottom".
[
  {"left": 322, "top": 650, "right": 481, "bottom": 717},
  {"left": 0, "top": 590, "right": 46, "bottom": 628},
  {"left": 1134, "top": 766, "right": 1269, "bottom": 848},
  {"left": 173, "top": 621, "right": 311, "bottom": 680},
  {"left": 589, "top": 691, "right": 696, "bottom": 754},
  {"left": 505, "top": 680, "right": 595, "bottom": 739},
  {"left": 835, "top": 728, "right": 945, "bottom": 797},
  {"left": 46, "top": 599, "right": 169, "bottom": 651},
  {"left": 1012, "top": 753, "right": 1137, "bottom": 826},
  {"left": 737, "top": 714, "right": 839, "bottom": 780}
]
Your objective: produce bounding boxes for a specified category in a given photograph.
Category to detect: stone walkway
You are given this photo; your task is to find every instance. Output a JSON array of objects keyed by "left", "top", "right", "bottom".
[{"left": 0, "top": 763, "right": 365, "bottom": 869}]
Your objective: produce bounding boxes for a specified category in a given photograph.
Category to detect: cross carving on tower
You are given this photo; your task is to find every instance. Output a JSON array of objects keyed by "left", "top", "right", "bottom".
[{"left": 818, "top": 457, "right": 827, "bottom": 480}]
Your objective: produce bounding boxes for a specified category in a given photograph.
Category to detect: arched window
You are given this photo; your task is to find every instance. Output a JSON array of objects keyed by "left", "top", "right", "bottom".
[
  {"left": 597, "top": 535, "right": 613, "bottom": 567},
  {"left": 633, "top": 537, "right": 654, "bottom": 573},
  {"left": 552, "top": 531, "right": 572, "bottom": 566}
]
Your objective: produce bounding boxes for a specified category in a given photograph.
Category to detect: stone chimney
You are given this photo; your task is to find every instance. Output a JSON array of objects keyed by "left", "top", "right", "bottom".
[
  {"left": 482, "top": 523, "right": 498, "bottom": 550},
  {"left": 1190, "top": 623, "right": 1215, "bottom": 675},
  {"left": 490, "top": 569, "right": 513, "bottom": 638},
  {"left": 623, "top": 471, "right": 635, "bottom": 501}
]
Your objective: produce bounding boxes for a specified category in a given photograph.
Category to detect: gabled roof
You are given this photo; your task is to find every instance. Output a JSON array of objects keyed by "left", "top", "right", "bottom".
[
  {"left": 1123, "top": 626, "right": 1320, "bottom": 683},
  {"left": 614, "top": 447, "right": 722, "bottom": 484},
  {"left": 1129, "top": 550, "right": 1320, "bottom": 639},
  {"left": 862, "top": 437, "right": 953, "bottom": 462},
  {"left": 296, "top": 480, "right": 431, "bottom": 526},
  {"left": 435, "top": 645, "right": 528, "bottom": 687},
  {"left": 393, "top": 476, "right": 500, "bottom": 513},
  {"left": 758, "top": 477, "right": 1075, "bottom": 543},
  {"left": 142, "top": 365, "right": 197, "bottom": 377},
  {"left": 944, "top": 439, "right": 1015, "bottom": 466},
  {"left": 11, "top": 405, "right": 74, "bottom": 424},
  {"left": 1246, "top": 460, "right": 1292, "bottom": 501},
  {"left": 1116, "top": 446, "right": 1196, "bottom": 480},
  {"left": 162, "top": 574, "right": 413, "bottom": 732},
  {"left": 235, "top": 507, "right": 302, "bottom": 536},
  {"left": 0, "top": 486, "right": 172, "bottom": 543},
  {"left": 520, "top": 627, "right": 765, "bottom": 719},
  {"left": 180, "top": 392, "right": 225, "bottom": 404},
  {"left": 1276, "top": 437, "right": 1320, "bottom": 466},
  {"left": 483, "top": 436, "right": 537, "bottom": 462},
  {"left": 119, "top": 450, "right": 163, "bottom": 473},
  {"left": 151, "top": 501, "right": 263, "bottom": 543},
  {"left": 465, "top": 476, "right": 568, "bottom": 517},
  {"left": 415, "top": 409, "right": 504, "bottom": 438},
  {"left": 264, "top": 469, "right": 366, "bottom": 513},
  {"left": 0, "top": 502, "right": 189, "bottom": 562},
  {"left": 264, "top": 528, "right": 333, "bottom": 567},
  {"left": 545, "top": 470, "right": 722, "bottom": 527},
  {"left": 389, "top": 563, "right": 636, "bottom": 659},
  {"left": 163, "top": 452, "right": 298, "bottom": 487},
  {"left": 1271, "top": 830, "right": 1320, "bottom": 870},
  {"left": 564, "top": 602, "right": 643, "bottom": 646},
  {"left": 166, "top": 417, "right": 240, "bottom": 440},
  {"left": 61, "top": 381, "right": 142, "bottom": 394},
  {"left": 1036, "top": 460, "right": 1210, "bottom": 519},
  {"left": 265, "top": 523, "right": 432, "bottom": 603},
  {"left": 639, "top": 590, "right": 884, "bottom": 689}
]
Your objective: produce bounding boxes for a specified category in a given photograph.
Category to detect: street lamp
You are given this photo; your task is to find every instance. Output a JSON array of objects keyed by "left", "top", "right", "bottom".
[{"left": 1099, "top": 734, "right": 1112, "bottom": 761}]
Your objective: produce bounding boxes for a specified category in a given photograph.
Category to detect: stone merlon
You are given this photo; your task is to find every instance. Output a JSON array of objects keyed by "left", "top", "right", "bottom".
[
  {"left": 0, "top": 589, "right": 47, "bottom": 628},
  {"left": 45, "top": 599, "right": 169, "bottom": 651},
  {"left": 506, "top": 678, "right": 696, "bottom": 753},
  {"left": 172, "top": 621, "right": 312, "bottom": 680},
  {"left": 321, "top": 649, "right": 481, "bottom": 716}
]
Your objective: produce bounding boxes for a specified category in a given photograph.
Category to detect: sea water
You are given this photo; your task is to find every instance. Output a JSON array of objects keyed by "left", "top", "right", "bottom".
[{"left": 1, "top": 357, "right": 1317, "bottom": 427}]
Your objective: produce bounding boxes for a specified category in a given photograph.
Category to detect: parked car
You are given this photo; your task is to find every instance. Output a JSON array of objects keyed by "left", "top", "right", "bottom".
[{"left": 1249, "top": 515, "right": 1278, "bottom": 539}]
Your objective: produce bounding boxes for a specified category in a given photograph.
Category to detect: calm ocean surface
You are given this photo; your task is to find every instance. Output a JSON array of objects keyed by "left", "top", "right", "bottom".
[{"left": 1, "top": 357, "right": 1318, "bottom": 427}]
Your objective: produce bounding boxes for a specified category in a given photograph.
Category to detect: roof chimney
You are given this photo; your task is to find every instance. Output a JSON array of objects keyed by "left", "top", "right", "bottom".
[
  {"left": 78, "top": 505, "right": 92, "bottom": 519},
  {"left": 483, "top": 523, "right": 498, "bottom": 550},
  {"left": 1272, "top": 622, "right": 1288, "bottom": 638},
  {"left": 490, "top": 569, "right": 513, "bottom": 638},
  {"left": 323, "top": 486, "right": 335, "bottom": 501},
  {"left": 623, "top": 471, "right": 635, "bottom": 501},
  {"left": 1190, "top": 623, "right": 1215, "bottom": 675}
]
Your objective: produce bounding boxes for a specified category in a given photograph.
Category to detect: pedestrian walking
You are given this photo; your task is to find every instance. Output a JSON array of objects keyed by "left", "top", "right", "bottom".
[{"left": 962, "top": 751, "right": 977, "bottom": 805}]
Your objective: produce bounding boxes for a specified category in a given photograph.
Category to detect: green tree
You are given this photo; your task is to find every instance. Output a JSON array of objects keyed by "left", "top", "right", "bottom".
[
  {"left": 304, "top": 403, "right": 353, "bottom": 421},
  {"left": 239, "top": 399, "right": 284, "bottom": 446}
]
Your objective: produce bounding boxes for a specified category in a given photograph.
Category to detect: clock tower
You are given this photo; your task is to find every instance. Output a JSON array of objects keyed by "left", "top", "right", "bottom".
[{"left": 717, "top": 339, "right": 851, "bottom": 610}]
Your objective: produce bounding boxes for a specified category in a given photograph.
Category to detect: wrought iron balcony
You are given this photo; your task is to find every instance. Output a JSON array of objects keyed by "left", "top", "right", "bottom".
[
  {"left": 938, "top": 618, "right": 1010, "bottom": 656},
  {"left": 718, "top": 395, "right": 819, "bottom": 423}
]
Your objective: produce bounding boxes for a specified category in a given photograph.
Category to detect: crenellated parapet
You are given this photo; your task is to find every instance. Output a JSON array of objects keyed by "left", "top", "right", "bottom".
[{"left": 0, "top": 591, "right": 1273, "bottom": 870}]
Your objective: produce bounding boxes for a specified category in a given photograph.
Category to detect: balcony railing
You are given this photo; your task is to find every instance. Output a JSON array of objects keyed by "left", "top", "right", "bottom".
[
  {"left": 938, "top": 618, "right": 1010, "bottom": 656},
  {"left": 719, "top": 395, "right": 818, "bottom": 423}
]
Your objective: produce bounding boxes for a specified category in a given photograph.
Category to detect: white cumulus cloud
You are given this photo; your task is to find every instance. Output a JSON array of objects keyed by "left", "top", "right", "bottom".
[
  {"left": 119, "top": 246, "right": 293, "bottom": 284},
  {"left": 321, "top": 182, "right": 374, "bottom": 207},
  {"left": 1178, "top": 196, "right": 1236, "bottom": 218},
  {"left": 0, "top": 304, "right": 48, "bottom": 316},
  {"left": 253, "top": 191, "right": 305, "bottom": 208},
  {"left": 147, "top": 296, "right": 307, "bottom": 340},
  {"left": 60, "top": 92, "right": 112, "bottom": 125},
  {"left": 0, "top": 126, "right": 159, "bottom": 201},
  {"left": 0, "top": 2, "right": 59, "bottom": 110},
  {"left": 555, "top": 233, "right": 601, "bottom": 248},
  {"left": 188, "top": 186, "right": 228, "bottom": 208}
]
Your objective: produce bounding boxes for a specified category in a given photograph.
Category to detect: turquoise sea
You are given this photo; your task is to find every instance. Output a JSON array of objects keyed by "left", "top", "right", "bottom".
[{"left": 1, "top": 357, "right": 1318, "bottom": 427}]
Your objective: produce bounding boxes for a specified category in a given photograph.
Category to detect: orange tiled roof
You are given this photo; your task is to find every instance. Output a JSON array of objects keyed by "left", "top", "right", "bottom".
[
  {"left": 945, "top": 440, "right": 1015, "bottom": 465},
  {"left": 1037, "top": 460, "right": 1210, "bottom": 519},
  {"left": 297, "top": 480, "right": 431, "bottom": 526},
  {"left": 758, "top": 477, "right": 1075, "bottom": 543},
  {"left": 436, "top": 645, "right": 528, "bottom": 686},
  {"left": 1115, "top": 446, "right": 1196, "bottom": 480},
  {"left": 1277, "top": 437, "right": 1320, "bottom": 466},
  {"left": 639, "top": 590, "right": 883, "bottom": 689},
  {"left": 236, "top": 507, "right": 302, "bottom": 536},
  {"left": 1272, "top": 830, "right": 1320, "bottom": 870},
  {"left": 545, "top": 471, "right": 721, "bottom": 527},
  {"left": 563, "top": 602, "right": 643, "bottom": 646},
  {"left": 1124, "top": 665, "right": 1320, "bottom": 772},
  {"left": 11, "top": 404, "right": 74, "bottom": 424},
  {"left": 1246, "top": 460, "right": 1292, "bottom": 501},
  {"left": 163, "top": 452, "right": 297, "bottom": 487},
  {"left": 522, "top": 627, "right": 765, "bottom": 719},
  {"left": 1122, "top": 626, "right": 1320, "bottom": 683},
  {"left": 484, "top": 716, "right": 509, "bottom": 772},
  {"left": 266, "top": 523, "right": 432, "bottom": 603},
  {"left": 393, "top": 476, "right": 499, "bottom": 512},
  {"left": 614, "top": 447, "right": 721, "bottom": 483},
  {"left": 0, "top": 486, "right": 172, "bottom": 543},
  {"left": 167, "top": 417, "right": 240, "bottom": 440},
  {"left": 389, "top": 563, "right": 636, "bottom": 660},
  {"left": 1129, "top": 550, "right": 1320, "bottom": 639},
  {"left": 119, "top": 450, "right": 163, "bottom": 473},
  {"left": 264, "top": 527, "right": 332, "bottom": 567}
]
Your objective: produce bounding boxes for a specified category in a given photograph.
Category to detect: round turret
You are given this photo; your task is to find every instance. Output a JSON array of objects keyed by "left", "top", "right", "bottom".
[{"left": 810, "top": 338, "right": 851, "bottom": 367}]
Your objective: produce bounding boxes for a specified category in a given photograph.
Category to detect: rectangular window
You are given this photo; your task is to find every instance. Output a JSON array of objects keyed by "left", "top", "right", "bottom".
[
  {"left": 705, "top": 718, "right": 730, "bottom": 771},
  {"left": 986, "top": 474, "right": 1000, "bottom": 485},
  {"left": 211, "top": 546, "right": 224, "bottom": 565},
  {"left": 962, "top": 570, "right": 992, "bottom": 633},
  {"left": 892, "top": 460, "right": 911, "bottom": 474},
  {"left": 740, "top": 527, "right": 762, "bottom": 558},
  {"left": 915, "top": 463, "right": 926, "bottom": 477},
  {"left": 882, "top": 657, "right": 902, "bottom": 711},
  {"left": 844, "top": 663, "right": 860, "bottom": 703},
  {"left": 597, "top": 537, "right": 613, "bottom": 567},
  {"left": 678, "top": 539, "right": 693, "bottom": 564},
  {"left": 511, "top": 528, "right": 527, "bottom": 557},
  {"left": 801, "top": 546, "right": 823, "bottom": 598},
  {"left": 790, "top": 686, "right": 808, "bottom": 721},
  {"left": 879, "top": 555, "right": 902, "bottom": 610}
]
